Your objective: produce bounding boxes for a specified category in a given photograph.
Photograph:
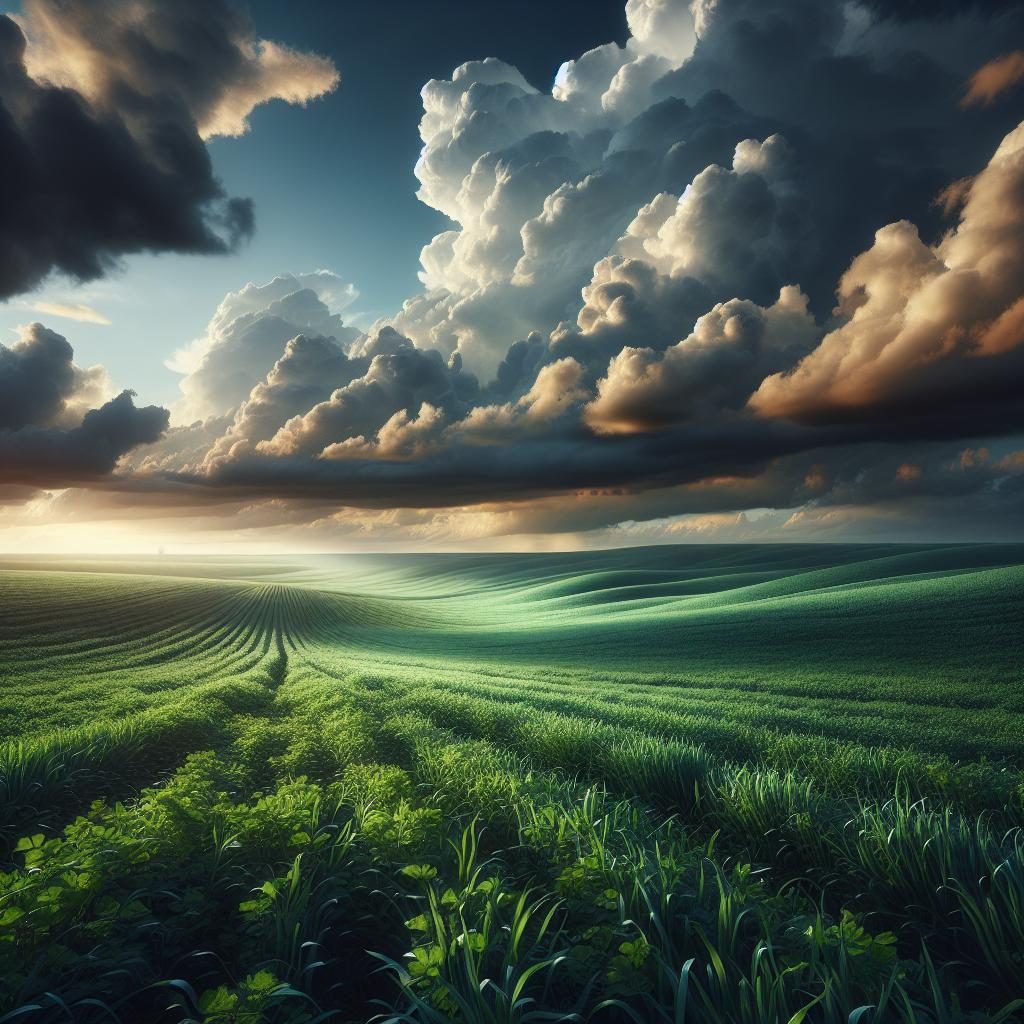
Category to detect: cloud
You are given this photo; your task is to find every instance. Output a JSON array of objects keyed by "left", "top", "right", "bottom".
[
  {"left": 257, "top": 329, "right": 478, "bottom": 459},
  {"left": 750, "top": 121, "right": 1024, "bottom": 423},
  {"left": 625, "top": 0, "right": 698, "bottom": 63},
  {"left": 961, "top": 51, "right": 1024, "bottom": 107},
  {"left": 31, "top": 301, "right": 111, "bottom": 325},
  {"left": 17, "top": 430, "right": 1023, "bottom": 551},
  {"left": 858, "top": 0, "right": 1023, "bottom": 22},
  {"left": 17, "top": 0, "right": 339, "bottom": 140},
  {"left": 379, "top": 0, "right": 1020, "bottom": 387},
  {"left": 9, "top": 0, "right": 1024, "bottom": 546},
  {"left": 0, "top": 391, "right": 168, "bottom": 487},
  {"left": 322, "top": 403, "right": 448, "bottom": 462},
  {"left": 0, "top": 323, "right": 116, "bottom": 430},
  {"left": 0, "top": 324, "right": 79, "bottom": 431},
  {"left": 125, "top": 414, "right": 233, "bottom": 475},
  {"left": 199, "top": 332, "right": 371, "bottom": 470},
  {"left": 0, "top": 323, "right": 168, "bottom": 487},
  {"left": 0, "top": 0, "right": 336, "bottom": 300},
  {"left": 455, "top": 358, "right": 589, "bottom": 442},
  {"left": 586, "top": 286, "right": 817, "bottom": 433},
  {"left": 197, "top": 41, "right": 339, "bottom": 139},
  {"left": 551, "top": 256, "right": 714, "bottom": 370},
  {"left": 614, "top": 135, "right": 811, "bottom": 301},
  {"left": 170, "top": 273, "right": 360, "bottom": 421},
  {"left": 113, "top": 0, "right": 1020, "bottom": 544},
  {"left": 387, "top": 10, "right": 729, "bottom": 377}
]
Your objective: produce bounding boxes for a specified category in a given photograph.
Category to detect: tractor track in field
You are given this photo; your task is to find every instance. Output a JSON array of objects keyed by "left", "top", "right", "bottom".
[
  {"left": 255, "top": 584, "right": 292, "bottom": 693},
  {"left": 268, "top": 623, "right": 289, "bottom": 692}
]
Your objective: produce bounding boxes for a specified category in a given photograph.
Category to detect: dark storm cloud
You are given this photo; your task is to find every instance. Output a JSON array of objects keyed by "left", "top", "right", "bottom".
[
  {"left": 120, "top": 0, "right": 1023, "bottom": 538},
  {"left": 152, "top": 387, "right": 1022, "bottom": 515},
  {"left": 0, "top": 323, "right": 169, "bottom": 487},
  {"left": 0, "top": 390, "right": 168, "bottom": 487},
  {"left": 0, "top": 0, "right": 337, "bottom": 300},
  {"left": 648, "top": 1, "right": 1012, "bottom": 313},
  {"left": 0, "top": 14, "right": 247, "bottom": 299},
  {"left": 99, "top": 430, "right": 1024, "bottom": 549},
  {"left": 0, "top": 323, "right": 78, "bottom": 430},
  {"left": 857, "top": 0, "right": 1022, "bottom": 21},
  {"left": 160, "top": 423, "right": 787, "bottom": 509},
  {"left": 382, "top": 0, "right": 1023, "bottom": 388},
  {"left": 0, "top": 483, "right": 42, "bottom": 505}
]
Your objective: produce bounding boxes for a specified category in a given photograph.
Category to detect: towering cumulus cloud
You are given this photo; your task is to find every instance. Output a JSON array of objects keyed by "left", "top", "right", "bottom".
[
  {"left": 8, "top": 0, "right": 1024, "bottom": 545},
  {"left": 0, "top": 0, "right": 338, "bottom": 299},
  {"left": 169, "top": 272, "right": 361, "bottom": 422}
]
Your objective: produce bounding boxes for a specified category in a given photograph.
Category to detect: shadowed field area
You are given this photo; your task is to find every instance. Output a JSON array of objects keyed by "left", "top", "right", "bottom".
[{"left": 0, "top": 545, "right": 1022, "bottom": 1022}]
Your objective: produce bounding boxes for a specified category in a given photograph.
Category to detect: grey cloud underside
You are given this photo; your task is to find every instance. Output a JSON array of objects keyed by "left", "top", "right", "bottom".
[
  {"left": 143, "top": 389, "right": 1024, "bottom": 512},
  {"left": 0, "top": 323, "right": 168, "bottom": 487},
  {"left": 101, "top": 431, "right": 1024, "bottom": 551},
  {"left": 0, "top": 391, "right": 168, "bottom": 487}
]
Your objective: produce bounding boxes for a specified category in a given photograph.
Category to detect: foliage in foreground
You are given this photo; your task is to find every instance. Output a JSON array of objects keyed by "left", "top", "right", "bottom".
[{"left": 0, "top": 677, "right": 1021, "bottom": 1024}]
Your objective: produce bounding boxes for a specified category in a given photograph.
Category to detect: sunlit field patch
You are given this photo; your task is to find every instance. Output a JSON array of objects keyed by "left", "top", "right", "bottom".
[{"left": 0, "top": 544, "right": 1022, "bottom": 1023}]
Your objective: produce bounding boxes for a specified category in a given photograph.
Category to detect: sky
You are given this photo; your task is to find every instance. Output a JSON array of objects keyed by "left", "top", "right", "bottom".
[
  {"left": 0, "top": 0, "right": 1023, "bottom": 552},
  {"left": 0, "top": 0, "right": 628, "bottom": 406}
]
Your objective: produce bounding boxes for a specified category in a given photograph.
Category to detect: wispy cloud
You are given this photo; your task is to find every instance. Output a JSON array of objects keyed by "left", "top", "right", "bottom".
[
  {"left": 31, "top": 301, "right": 111, "bottom": 325},
  {"left": 962, "top": 51, "right": 1024, "bottom": 108}
]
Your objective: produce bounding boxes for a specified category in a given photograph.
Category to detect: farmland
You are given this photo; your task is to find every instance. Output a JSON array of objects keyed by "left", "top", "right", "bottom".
[{"left": 0, "top": 544, "right": 1022, "bottom": 1023}]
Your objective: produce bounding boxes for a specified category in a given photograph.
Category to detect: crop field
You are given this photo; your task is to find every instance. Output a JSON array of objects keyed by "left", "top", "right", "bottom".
[{"left": 0, "top": 544, "right": 1022, "bottom": 1023}]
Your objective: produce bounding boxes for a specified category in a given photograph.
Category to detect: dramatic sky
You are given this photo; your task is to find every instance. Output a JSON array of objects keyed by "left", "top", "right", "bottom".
[{"left": 1, "top": 0, "right": 1023, "bottom": 552}]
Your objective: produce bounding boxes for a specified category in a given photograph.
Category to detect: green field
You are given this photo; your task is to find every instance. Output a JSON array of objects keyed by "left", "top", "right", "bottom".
[{"left": 0, "top": 544, "right": 1022, "bottom": 1023}]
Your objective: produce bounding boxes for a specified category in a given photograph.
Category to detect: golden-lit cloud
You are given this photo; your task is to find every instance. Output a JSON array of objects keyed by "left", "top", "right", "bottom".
[
  {"left": 751, "top": 121, "right": 1024, "bottom": 421},
  {"left": 17, "top": 0, "right": 339, "bottom": 141},
  {"left": 962, "top": 51, "right": 1024, "bottom": 108},
  {"left": 585, "top": 287, "right": 815, "bottom": 434},
  {"left": 31, "top": 302, "right": 111, "bottom": 326},
  {"left": 455, "top": 358, "right": 588, "bottom": 441},
  {"left": 321, "top": 402, "right": 446, "bottom": 461},
  {"left": 199, "top": 41, "right": 340, "bottom": 139}
]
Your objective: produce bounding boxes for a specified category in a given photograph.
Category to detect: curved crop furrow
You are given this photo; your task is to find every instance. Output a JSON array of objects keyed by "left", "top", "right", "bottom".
[
  {"left": 254, "top": 585, "right": 282, "bottom": 655},
  {"left": 373, "top": 657, "right": 1023, "bottom": 736},
  {"left": 214, "top": 587, "right": 272, "bottom": 656},
  {"left": 279, "top": 586, "right": 316, "bottom": 652},
  {"left": 0, "top": 597, "right": 249, "bottom": 686},
  {"left": 113, "top": 588, "right": 273, "bottom": 671},
  {"left": 0, "top": 572, "right": 234, "bottom": 632},
  {"left": 0, "top": 579, "right": 250, "bottom": 669}
]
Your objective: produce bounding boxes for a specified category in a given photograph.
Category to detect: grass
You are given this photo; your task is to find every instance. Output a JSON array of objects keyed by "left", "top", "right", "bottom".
[{"left": 0, "top": 543, "right": 1021, "bottom": 1023}]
